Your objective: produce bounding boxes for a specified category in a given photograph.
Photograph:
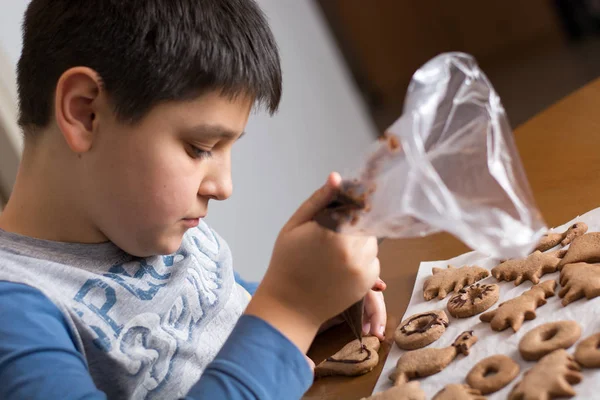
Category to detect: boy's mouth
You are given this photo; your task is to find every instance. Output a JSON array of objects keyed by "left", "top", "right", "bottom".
[{"left": 182, "top": 217, "right": 201, "bottom": 228}]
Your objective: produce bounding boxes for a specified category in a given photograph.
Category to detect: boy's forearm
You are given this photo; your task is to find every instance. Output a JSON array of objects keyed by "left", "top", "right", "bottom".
[
  {"left": 190, "top": 314, "right": 314, "bottom": 399},
  {"left": 244, "top": 286, "right": 320, "bottom": 354}
]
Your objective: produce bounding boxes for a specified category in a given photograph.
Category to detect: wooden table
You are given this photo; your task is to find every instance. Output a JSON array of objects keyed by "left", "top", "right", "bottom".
[{"left": 303, "top": 77, "right": 600, "bottom": 399}]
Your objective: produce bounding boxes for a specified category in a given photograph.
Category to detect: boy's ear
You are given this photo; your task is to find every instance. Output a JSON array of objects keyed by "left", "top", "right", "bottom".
[{"left": 54, "top": 67, "right": 102, "bottom": 154}]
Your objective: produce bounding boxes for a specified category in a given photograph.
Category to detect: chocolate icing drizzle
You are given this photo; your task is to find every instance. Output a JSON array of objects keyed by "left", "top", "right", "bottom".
[
  {"left": 326, "top": 346, "right": 372, "bottom": 364},
  {"left": 449, "top": 283, "right": 494, "bottom": 308},
  {"left": 400, "top": 312, "right": 448, "bottom": 336}
]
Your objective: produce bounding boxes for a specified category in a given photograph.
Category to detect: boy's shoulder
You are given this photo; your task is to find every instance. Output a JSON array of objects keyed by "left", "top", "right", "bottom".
[{"left": 0, "top": 222, "right": 250, "bottom": 398}]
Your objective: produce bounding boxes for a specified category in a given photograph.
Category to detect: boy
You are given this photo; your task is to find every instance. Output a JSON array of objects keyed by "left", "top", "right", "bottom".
[{"left": 0, "top": 0, "right": 385, "bottom": 399}]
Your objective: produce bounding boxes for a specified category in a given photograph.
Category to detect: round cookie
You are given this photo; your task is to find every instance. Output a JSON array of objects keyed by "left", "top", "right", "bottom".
[
  {"left": 447, "top": 283, "right": 499, "bottom": 318},
  {"left": 518, "top": 320, "right": 581, "bottom": 361},
  {"left": 466, "top": 354, "right": 520, "bottom": 394},
  {"left": 574, "top": 332, "right": 600, "bottom": 368},
  {"left": 394, "top": 310, "right": 449, "bottom": 350}
]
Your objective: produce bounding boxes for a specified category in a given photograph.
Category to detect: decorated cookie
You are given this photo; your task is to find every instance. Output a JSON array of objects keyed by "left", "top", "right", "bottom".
[
  {"left": 558, "top": 262, "right": 600, "bottom": 306},
  {"left": 535, "top": 222, "right": 588, "bottom": 252},
  {"left": 574, "top": 333, "right": 600, "bottom": 368},
  {"left": 479, "top": 280, "right": 556, "bottom": 332},
  {"left": 508, "top": 349, "right": 582, "bottom": 400},
  {"left": 315, "top": 336, "right": 380, "bottom": 377},
  {"left": 432, "top": 384, "right": 486, "bottom": 400},
  {"left": 361, "top": 382, "right": 426, "bottom": 400},
  {"left": 466, "top": 354, "right": 520, "bottom": 395},
  {"left": 491, "top": 250, "right": 566, "bottom": 286},
  {"left": 394, "top": 310, "right": 449, "bottom": 350},
  {"left": 518, "top": 321, "right": 581, "bottom": 361},
  {"left": 447, "top": 283, "right": 499, "bottom": 318},
  {"left": 423, "top": 265, "right": 490, "bottom": 301},
  {"left": 557, "top": 232, "right": 600, "bottom": 270},
  {"left": 389, "top": 331, "right": 477, "bottom": 385}
]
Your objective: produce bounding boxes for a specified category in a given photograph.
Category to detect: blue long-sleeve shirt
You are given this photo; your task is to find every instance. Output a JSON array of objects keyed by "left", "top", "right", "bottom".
[
  {"left": 0, "top": 282, "right": 312, "bottom": 399},
  {"left": 0, "top": 223, "right": 313, "bottom": 399}
]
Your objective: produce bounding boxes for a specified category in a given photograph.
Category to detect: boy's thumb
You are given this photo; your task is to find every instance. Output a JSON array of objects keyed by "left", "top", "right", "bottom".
[{"left": 284, "top": 172, "right": 341, "bottom": 231}]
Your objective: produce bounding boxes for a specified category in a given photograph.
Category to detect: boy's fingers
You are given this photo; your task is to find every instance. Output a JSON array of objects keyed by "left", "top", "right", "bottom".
[
  {"left": 364, "top": 290, "right": 387, "bottom": 340},
  {"left": 371, "top": 278, "right": 386, "bottom": 292},
  {"left": 284, "top": 172, "right": 342, "bottom": 231}
]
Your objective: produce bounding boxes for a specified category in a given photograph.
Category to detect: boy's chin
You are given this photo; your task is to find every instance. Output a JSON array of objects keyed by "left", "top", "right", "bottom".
[
  {"left": 154, "top": 235, "right": 185, "bottom": 256},
  {"left": 127, "top": 234, "right": 184, "bottom": 257}
]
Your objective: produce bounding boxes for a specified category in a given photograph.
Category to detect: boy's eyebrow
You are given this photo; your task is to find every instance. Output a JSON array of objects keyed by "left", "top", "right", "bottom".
[{"left": 185, "top": 124, "right": 245, "bottom": 140}]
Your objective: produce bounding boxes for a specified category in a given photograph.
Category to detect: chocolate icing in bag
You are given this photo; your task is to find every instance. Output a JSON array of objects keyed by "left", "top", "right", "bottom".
[{"left": 323, "top": 53, "right": 546, "bottom": 259}]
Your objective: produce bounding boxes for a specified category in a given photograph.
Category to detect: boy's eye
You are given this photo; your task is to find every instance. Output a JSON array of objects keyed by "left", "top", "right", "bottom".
[{"left": 188, "top": 145, "right": 213, "bottom": 160}]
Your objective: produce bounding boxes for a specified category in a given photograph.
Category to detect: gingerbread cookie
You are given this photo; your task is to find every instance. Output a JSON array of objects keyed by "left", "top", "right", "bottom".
[
  {"left": 394, "top": 310, "right": 449, "bottom": 350},
  {"left": 534, "top": 222, "right": 588, "bottom": 252},
  {"left": 559, "top": 262, "right": 600, "bottom": 306},
  {"left": 479, "top": 280, "right": 556, "bottom": 332},
  {"left": 423, "top": 265, "right": 490, "bottom": 301},
  {"left": 518, "top": 321, "right": 581, "bottom": 361},
  {"left": 362, "top": 382, "right": 426, "bottom": 400},
  {"left": 466, "top": 355, "right": 520, "bottom": 395},
  {"left": 315, "top": 336, "right": 380, "bottom": 377},
  {"left": 447, "top": 283, "right": 499, "bottom": 318},
  {"left": 508, "top": 349, "right": 582, "bottom": 400},
  {"left": 389, "top": 331, "right": 477, "bottom": 385},
  {"left": 432, "top": 384, "right": 486, "bottom": 400},
  {"left": 491, "top": 249, "right": 566, "bottom": 286},
  {"left": 557, "top": 232, "right": 600, "bottom": 270},
  {"left": 574, "top": 333, "right": 600, "bottom": 368}
]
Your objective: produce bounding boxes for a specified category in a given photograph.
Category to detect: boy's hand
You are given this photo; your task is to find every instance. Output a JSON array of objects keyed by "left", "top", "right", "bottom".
[
  {"left": 245, "top": 172, "right": 379, "bottom": 354},
  {"left": 318, "top": 279, "right": 388, "bottom": 340},
  {"left": 362, "top": 288, "right": 387, "bottom": 340}
]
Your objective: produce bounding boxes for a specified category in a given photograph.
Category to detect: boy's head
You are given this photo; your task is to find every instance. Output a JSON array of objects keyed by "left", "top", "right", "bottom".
[{"left": 15, "top": 0, "right": 281, "bottom": 256}]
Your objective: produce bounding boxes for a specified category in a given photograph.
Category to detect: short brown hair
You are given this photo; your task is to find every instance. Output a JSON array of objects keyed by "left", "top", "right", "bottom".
[{"left": 17, "top": 0, "right": 282, "bottom": 135}]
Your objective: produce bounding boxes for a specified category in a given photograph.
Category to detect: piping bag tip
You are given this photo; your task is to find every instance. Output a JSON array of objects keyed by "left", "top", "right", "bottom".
[{"left": 342, "top": 298, "right": 365, "bottom": 343}]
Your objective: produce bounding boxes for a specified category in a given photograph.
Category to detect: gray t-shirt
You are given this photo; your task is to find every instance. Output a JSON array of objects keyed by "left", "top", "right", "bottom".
[{"left": 0, "top": 221, "right": 250, "bottom": 399}]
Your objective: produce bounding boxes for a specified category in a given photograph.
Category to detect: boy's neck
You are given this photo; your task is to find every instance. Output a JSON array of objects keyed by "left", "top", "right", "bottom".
[{"left": 0, "top": 134, "right": 107, "bottom": 244}]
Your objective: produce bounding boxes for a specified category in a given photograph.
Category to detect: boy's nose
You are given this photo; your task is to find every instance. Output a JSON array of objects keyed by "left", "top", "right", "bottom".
[
  {"left": 199, "top": 165, "right": 233, "bottom": 201},
  {"left": 213, "top": 177, "right": 233, "bottom": 201}
]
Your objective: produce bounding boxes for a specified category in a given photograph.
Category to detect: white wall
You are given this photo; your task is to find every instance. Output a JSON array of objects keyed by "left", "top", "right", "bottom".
[
  {"left": 0, "top": 0, "right": 28, "bottom": 66},
  {"left": 207, "top": 0, "right": 376, "bottom": 280},
  {"left": 0, "top": 46, "right": 21, "bottom": 204},
  {"left": 0, "top": 0, "right": 377, "bottom": 280},
  {"left": 0, "top": 0, "right": 25, "bottom": 203}
]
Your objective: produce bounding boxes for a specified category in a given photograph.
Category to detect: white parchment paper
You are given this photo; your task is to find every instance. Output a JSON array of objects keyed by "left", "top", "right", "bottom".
[{"left": 372, "top": 207, "right": 600, "bottom": 399}]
